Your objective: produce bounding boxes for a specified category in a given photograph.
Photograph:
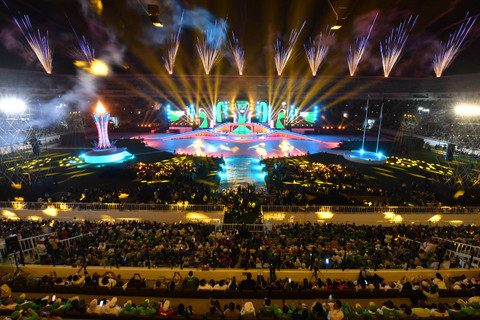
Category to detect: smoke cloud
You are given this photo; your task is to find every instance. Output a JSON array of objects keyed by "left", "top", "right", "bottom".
[
  {"left": 34, "top": 0, "right": 126, "bottom": 129},
  {"left": 0, "top": 24, "right": 36, "bottom": 66},
  {"left": 129, "top": 0, "right": 229, "bottom": 48}
]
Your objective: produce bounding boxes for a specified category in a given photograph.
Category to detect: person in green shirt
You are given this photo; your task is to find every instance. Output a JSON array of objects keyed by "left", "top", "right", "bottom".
[
  {"left": 259, "top": 298, "right": 274, "bottom": 317},
  {"left": 273, "top": 302, "right": 293, "bottom": 319},
  {"left": 183, "top": 271, "right": 199, "bottom": 290},
  {"left": 120, "top": 300, "right": 138, "bottom": 316},
  {"left": 11, "top": 309, "right": 39, "bottom": 320},
  {"left": 380, "top": 300, "right": 397, "bottom": 318}
]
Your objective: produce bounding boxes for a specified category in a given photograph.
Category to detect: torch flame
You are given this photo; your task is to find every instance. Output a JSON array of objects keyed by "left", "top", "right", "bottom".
[{"left": 95, "top": 101, "right": 106, "bottom": 114}]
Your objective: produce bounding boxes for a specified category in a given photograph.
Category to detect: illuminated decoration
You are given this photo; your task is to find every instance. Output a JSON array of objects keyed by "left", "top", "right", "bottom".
[
  {"left": 344, "top": 97, "right": 387, "bottom": 165},
  {"left": 83, "top": 101, "right": 132, "bottom": 164},
  {"left": 215, "top": 101, "right": 229, "bottom": 124},
  {"left": 219, "top": 156, "right": 266, "bottom": 191},
  {"left": 317, "top": 211, "right": 334, "bottom": 219},
  {"left": 93, "top": 101, "right": 110, "bottom": 149},
  {"left": 2, "top": 210, "right": 19, "bottom": 220},
  {"left": 232, "top": 101, "right": 252, "bottom": 134},
  {"left": 43, "top": 206, "right": 58, "bottom": 217},
  {"left": 455, "top": 103, "right": 480, "bottom": 116},
  {"left": 255, "top": 102, "right": 269, "bottom": 123},
  {"left": 198, "top": 108, "right": 209, "bottom": 129},
  {"left": 428, "top": 214, "right": 442, "bottom": 223},
  {"left": 288, "top": 105, "right": 297, "bottom": 121},
  {"left": 275, "top": 109, "right": 286, "bottom": 129},
  {"left": 168, "top": 110, "right": 185, "bottom": 122}
]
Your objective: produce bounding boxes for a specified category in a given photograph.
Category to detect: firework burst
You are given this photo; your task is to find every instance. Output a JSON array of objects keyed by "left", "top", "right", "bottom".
[
  {"left": 380, "top": 15, "right": 418, "bottom": 78},
  {"left": 347, "top": 13, "right": 378, "bottom": 76},
  {"left": 274, "top": 21, "right": 306, "bottom": 76},
  {"left": 163, "top": 11, "right": 184, "bottom": 75},
  {"left": 14, "top": 14, "right": 53, "bottom": 74},
  {"left": 229, "top": 32, "right": 245, "bottom": 75},
  {"left": 196, "top": 21, "right": 225, "bottom": 75},
  {"left": 304, "top": 27, "right": 334, "bottom": 76},
  {"left": 433, "top": 14, "right": 477, "bottom": 77},
  {"left": 73, "top": 34, "right": 95, "bottom": 66}
]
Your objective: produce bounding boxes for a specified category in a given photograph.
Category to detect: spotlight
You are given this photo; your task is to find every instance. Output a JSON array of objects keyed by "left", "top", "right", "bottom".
[
  {"left": 147, "top": 4, "right": 163, "bottom": 27},
  {"left": 0, "top": 97, "right": 27, "bottom": 114},
  {"left": 455, "top": 103, "right": 480, "bottom": 116}
]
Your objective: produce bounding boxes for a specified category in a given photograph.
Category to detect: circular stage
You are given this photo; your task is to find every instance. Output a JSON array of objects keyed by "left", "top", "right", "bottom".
[{"left": 343, "top": 150, "right": 387, "bottom": 165}]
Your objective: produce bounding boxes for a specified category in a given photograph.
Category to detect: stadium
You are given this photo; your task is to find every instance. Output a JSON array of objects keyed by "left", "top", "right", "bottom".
[{"left": 1, "top": 0, "right": 480, "bottom": 319}]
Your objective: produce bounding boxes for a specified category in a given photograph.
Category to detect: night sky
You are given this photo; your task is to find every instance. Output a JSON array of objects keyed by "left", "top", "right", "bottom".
[{"left": 0, "top": 0, "right": 479, "bottom": 77}]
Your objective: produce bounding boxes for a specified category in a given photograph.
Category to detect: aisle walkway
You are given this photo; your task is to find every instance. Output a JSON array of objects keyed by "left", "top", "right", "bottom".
[{"left": 219, "top": 156, "right": 266, "bottom": 191}]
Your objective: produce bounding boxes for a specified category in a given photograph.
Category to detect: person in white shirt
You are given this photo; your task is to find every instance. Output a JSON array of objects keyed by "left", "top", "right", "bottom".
[
  {"left": 98, "top": 271, "right": 117, "bottom": 288},
  {"left": 213, "top": 280, "right": 228, "bottom": 291},
  {"left": 104, "top": 297, "right": 120, "bottom": 316},
  {"left": 324, "top": 300, "right": 344, "bottom": 320},
  {"left": 198, "top": 279, "right": 213, "bottom": 290}
]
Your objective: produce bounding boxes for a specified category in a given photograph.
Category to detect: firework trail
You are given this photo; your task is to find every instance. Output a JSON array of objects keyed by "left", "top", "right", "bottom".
[
  {"left": 163, "top": 11, "right": 184, "bottom": 75},
  {"left": 66, "top": 16, "right": 95, "bottom": 66},
  {"left": 229, "top": 31, "right": 245, "bottom": 75},
  {"left": 14, "top": 14, "right": 53, "bottom": 74},
  {"left": 433, "top": 13, "right": 477, "bottom": 77},
  {"left": 347, "top": 13, "right": 378, "bottom": 76},
  {"left": 380, "top": 15, "right": 418, "bottom": 77},
  {"left": 196, "top": 21, "right": 225, "bottom": 75},
  {"left": 73, "top": 35, "right": 95, "bottom": 65},
  {"left": 304, "top": 27, "right": 334, "bottom": 76},
  {"left": 274, "top": 21, "right": 306, "bottom": 76}
]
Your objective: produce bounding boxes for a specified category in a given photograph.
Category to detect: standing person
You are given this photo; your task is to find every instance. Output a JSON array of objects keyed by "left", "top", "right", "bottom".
[
  {"left": 48, "top": 235, "right": 60, "bottom": 265},
  {"left": 36, "top": 240, "right": 47, "bottom": 264},
  {"left": 183, "top": 271, "right": 199, "bottom": 290}
]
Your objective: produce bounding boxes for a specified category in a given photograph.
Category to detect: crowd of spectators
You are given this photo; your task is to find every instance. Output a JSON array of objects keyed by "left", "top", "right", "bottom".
[
  {"left": 132, "top": 161, "right": 199, "bottom": 182},
  {"left": 3, "top": 267, "right": 480, "bottom": 320},
  {"left": 2, "top": 220, "right": 480, "bottom": 271},
  {"left": 265, "top": 158, "right": 440, "bottom": 207}
]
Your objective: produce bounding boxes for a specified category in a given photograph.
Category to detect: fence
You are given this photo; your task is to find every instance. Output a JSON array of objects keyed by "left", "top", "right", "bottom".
[
  {"left": 221, "top": 224, "right": 265, "bottom": 233},
  {"left": 18, "top": 232, "right": 57, "bottom": 256},
  {"left": 0, "top": 201, "right": 224, "bottom": 212},
  {"left": 3, "top": 232, "right": 92, "bottom": 265},
  {"left": 401, "top": 236, "right": 480, "bottom": 269},
  {"left": 260, "top": 205, "right": 480, "bottom": 214},
  {"left": 431, "top": 237, "right": 480, "bottom": 268}
]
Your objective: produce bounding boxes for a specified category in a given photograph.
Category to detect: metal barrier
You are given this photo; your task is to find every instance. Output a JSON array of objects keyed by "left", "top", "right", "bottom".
[
  {"left": 0, "top": 201, "right": 224, "bottom": 212},
  {"left": 221, "top": 224, "right": 265, "bottom": 233},
  {"left": 18, "top": 232, "right": 57, "bottom": 256},
  {"left": 260, "top": 205, "right": 480, "bottom": 214},
  {"left": 7, "top": 232, "right": 92, "bottom": 264}
]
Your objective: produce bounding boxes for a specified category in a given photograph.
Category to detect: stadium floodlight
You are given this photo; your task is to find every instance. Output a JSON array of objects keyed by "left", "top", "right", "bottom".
[
  {"left": 455, "top": 103, "right": 480, "bottom": 116},
  {"left": 0, "top": 97, "right": 27, "bottom": 114}
]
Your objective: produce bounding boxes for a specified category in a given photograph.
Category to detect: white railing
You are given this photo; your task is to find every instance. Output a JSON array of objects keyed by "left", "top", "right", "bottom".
[
  {"left": 18, "top": 232, "right": 57, "bottom": 255},
  {"left": 222, "top": 224, "right": 265, "bottom": 232},
  {"left": 4, "top": 232, "right": 92, "bottom": 264},
  {"left": 260, "top": 205, "right": 480, "bottom": 214},
  {"left": 0, "top": 201, "right": 224, "bottom": 212}
]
